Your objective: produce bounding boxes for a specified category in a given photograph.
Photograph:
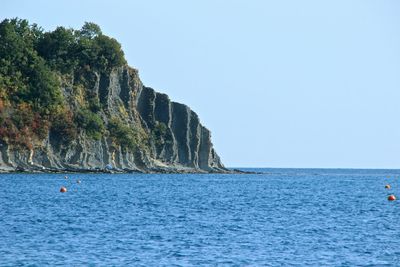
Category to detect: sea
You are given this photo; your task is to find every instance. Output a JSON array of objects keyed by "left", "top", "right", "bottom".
[{"left": 1, "top": 168, "right": 400, "bottom": 266}]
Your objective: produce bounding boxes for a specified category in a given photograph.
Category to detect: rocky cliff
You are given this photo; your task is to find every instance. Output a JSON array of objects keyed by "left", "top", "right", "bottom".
[{"left": 0, "top": 66, "right": 227, "bottom": 173}]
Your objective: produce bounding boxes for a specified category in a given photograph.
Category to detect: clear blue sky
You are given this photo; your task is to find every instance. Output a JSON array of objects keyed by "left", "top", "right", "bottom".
[{"left": 2, "top": 0, "right": 400, "bottom": 168}]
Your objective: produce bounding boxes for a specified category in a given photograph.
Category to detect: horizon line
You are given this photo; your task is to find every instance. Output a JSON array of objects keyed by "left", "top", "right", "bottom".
[{"left": 229, "top": 166, "right": 400, "bottom": 170}]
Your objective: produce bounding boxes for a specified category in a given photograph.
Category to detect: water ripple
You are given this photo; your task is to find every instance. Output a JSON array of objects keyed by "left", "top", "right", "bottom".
[{"left": 1, "top": 169, "right": 400, "bottom": 265}]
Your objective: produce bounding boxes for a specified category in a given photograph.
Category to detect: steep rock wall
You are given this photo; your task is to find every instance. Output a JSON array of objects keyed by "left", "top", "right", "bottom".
[
  {"left": 136, "top": 86, "right": 224, "bottom": 171},
  {"left": 0, "top": 66, "right": 226, "bottom": 173}
]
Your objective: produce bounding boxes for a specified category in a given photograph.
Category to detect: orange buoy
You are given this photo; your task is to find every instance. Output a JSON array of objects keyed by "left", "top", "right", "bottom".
[
  {"left": 385, "top": 184, "right": 391, "bottom": 189},
  {"left": 60, "top": 186, "right": 67, "bottom": 193},
  {"left": 388, "top": 195, "right": 396, "bottom": 201}
]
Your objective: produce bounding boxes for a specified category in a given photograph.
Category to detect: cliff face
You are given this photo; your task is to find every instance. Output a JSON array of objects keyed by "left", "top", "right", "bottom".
[{"left": 0, "top": 66, "right": 226, "bottom": 173}]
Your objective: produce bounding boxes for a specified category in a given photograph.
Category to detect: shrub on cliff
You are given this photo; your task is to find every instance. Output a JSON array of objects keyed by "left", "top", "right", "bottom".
[
  {"left": 108, "top": 118, "right": 137, "bottom": 151},
  {"left": 108, "top": 118, "right": 149, "bottom": 152},
  {"left": 0, "top": 103, "right": 49, "bottom": 149},
  {"left": 151, "top": 122, "right": 172, "bottom": 149},
  {"left": 50, "top": 110, "right": 78, "bottom": 145},
  {"left": 75, "top": 109, "right": 104, "bottom": 140}
]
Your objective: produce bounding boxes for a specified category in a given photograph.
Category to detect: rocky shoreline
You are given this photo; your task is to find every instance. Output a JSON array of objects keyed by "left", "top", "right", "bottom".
[
  {"left": 0, "top": 165, "right": 257, "bottom": 174},
  {"left": 0, "top": 167, "right": 245, "bottom": 174}
]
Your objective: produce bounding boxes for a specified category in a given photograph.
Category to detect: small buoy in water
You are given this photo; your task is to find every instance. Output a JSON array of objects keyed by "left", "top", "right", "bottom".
[
  {"left": 60, "top": 186, "right": 67, "bottom": 193},
  {"left": 388, "top": 195, "right": 396, "bottom": 201},
  {"left": 385, "top": 184, "right": 391, "bottom": 189},
  {"left": 77, "top": 180, "right": 81, "bottom": 184},
  {"left": 64, "top": 176, "right": 68, "bottom": 179}
]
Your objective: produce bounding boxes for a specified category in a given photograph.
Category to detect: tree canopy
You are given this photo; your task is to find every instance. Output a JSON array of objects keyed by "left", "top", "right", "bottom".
[
  {"left": 0, "top": 18, "right": 127, "bottom": 112},
  {"left": 36, "top": 21, "right": 126, "bottom": 74},
  {"left": 0, "top": 18, "right": 128, "bottom": 148}
]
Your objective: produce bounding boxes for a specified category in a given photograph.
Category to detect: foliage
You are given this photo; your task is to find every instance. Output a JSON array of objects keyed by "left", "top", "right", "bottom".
[
  {"left": 36, "top": 21, "right": 126, "bottom": 74},
  {"left": 87, "top": 93, "right": 101, "bottom": 113},
  {"left": 75, "top": 109, "right": 104, "bottom": 140},
  {"left": 50, "top": 110, "right": 78, "bottom": 145},
  {"left": 151, "top": 122, "right": 172, "bottom": 149},
  {"left": 0, "top": 18, "right": 62, "bottom": 113},
  {"left": 36, "top": 26, "right": 77, "bottom": 74},
  {"left": 0, "top": 103, "right": 49, "bottom": 149},
  {"left": 108, "top": 118, "right": 146, "bottom": 152},
  {"left": 89, "top": 34, "right": 126, "bottom": 72},
  {"left": 79, "top": 22, "right": 102, "bottom": 39},
  {"left": 0, "top": 18, "right": 129, "bottom": 149}
]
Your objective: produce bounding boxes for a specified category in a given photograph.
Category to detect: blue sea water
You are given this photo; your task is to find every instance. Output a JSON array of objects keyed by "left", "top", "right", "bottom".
[{"left": 1, "top": 168, "right": 400, "bottom": 266}]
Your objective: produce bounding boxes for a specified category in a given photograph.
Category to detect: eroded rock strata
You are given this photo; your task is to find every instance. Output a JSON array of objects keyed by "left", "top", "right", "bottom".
[{"left": 0, "top": 66, "right": 227, "bottom": 173}]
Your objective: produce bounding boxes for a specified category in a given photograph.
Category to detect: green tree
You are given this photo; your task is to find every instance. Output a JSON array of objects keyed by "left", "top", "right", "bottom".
[
  {"left": 0, "top": 18, "right": 134, "bottom": 148},
  {"left": 79, "top": 22, "right": 102, "bottom": 39},
  {"left": 92, "top": 34, "right": 126, "bottom": 72},
  {"left": 0, "top": 18, "right": 62, "bottom": 113},
  {"left": 36, "top": 26, "right": 77, "bottom": 73}
]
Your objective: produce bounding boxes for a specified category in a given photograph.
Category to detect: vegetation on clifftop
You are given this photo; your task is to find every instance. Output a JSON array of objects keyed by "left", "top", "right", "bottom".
[{"left": 0, "top": 18, "right": 139, "bottom": 150}]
